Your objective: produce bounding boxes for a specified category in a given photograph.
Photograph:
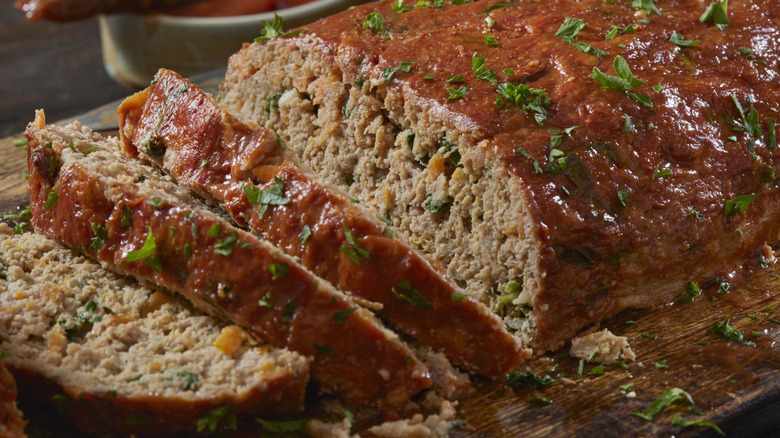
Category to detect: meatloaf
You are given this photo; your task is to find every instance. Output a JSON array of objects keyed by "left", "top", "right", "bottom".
[
  {"left": 25, "top": 110, "right": 432, "bottom": 408},
  {"left": 0, "top": 358, "right": 25, "bottom": 438},
  {"left": 219, "top": 0, "right": 780, "bottom": 352},
  {"left": 117, "top": 68, "right": 528, "bottom": 378},
  {"left": 0, "top": 224, "right": 308, "bottom": 436}
]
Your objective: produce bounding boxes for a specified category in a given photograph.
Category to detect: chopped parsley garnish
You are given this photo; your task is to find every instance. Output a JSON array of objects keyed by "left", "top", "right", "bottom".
[
  {"left": 451, "top": 292, "right": 468, "bottom": 303},
  {"left": 447, "top": 85, "right": 468, "bottom": 102},
  {"left": 653, "top": 361, "right": 668, "bottom": 369},
  {"left": 382, "top": 62, "right": 415, "bottom": 82},
  {"left": 184, "top": 244, "right": 192, "bottom": 257},
  {"left": 688, "top": 207, "right": 705, "bottom": 220},
  {"left": 517, "top": 147, "right": 543, "bottom": 174},
  {"left": 255, "top": 13, "right": 306, "bottom": 41},
  {"left": 196, "top": 405, "right": 237, "bottom": 433},
  {"left": 90, "top": 223, "right": 107, "bottom": 249},
  {"left": 709, "top": 318, "right": 755, "bottom": 346},
  {"left": 642, "top": 332, "right": 658, "bottom": 340},
  {"left": 635, "top": 388, "right": 694, "bottom": 420},
  {"left": 258, "top": 292, "right": 274, "bottom": 308},
  {"left": 334, "top": 307, "right": 357, "bottom": 323},
  {"left": 632, "top": 0, "right": 660, "bottom": 15},
  {"left": 728, "top": 94, "right": 762, "bottom": 139},
  {"left": 506, "top": 370, "right": 556, "bottom": 388},
  {"left": 340, "top": 225, "right": 370, "bottom": 264},
  {"left": 282, "top": 301, "right": 295, "bottom": 322},
  {"left": 605, "top": 24, "right": 636, "bottom": 40},
  {"left": 423, "top": 73, "right": 435, "bottom": 80},
  {"left": 177, "top": 371, "right": 199, "bottom": 391},
  {"left": 300, "top": 224, "right": 312, "bottom": 245},
  {"left": 313, "top": 343, "right": 337, "bottom": 356},
  {"left": 362, "top": 11, "right": 384, "bottom": 32},
  {"left": 146, "top": 198, "right": 164, "bottom": 208},
  {"left": 574, "top": 41, "right": 609, "bottom": 58},
  {"left": 589, "top": 56, "right": 652, "bottom": 107},
  {"left": 545, "top": 135, "right": 568, "bottom": 173},
  {"left": 769, "top": 119, "right": 776, "bottom": 150},
  {"left": 207, "top": 223, "right": 222, "bottom": 238},
  {"left": 671, "top": 415, "right": 725, "bottom": 436},
  {"left": 669, "top": 32, "right": 699, "bottom": 47},
  {"left": 620, "top": 383, "right": 635, "bottom": 392},
  {"left": 555, "top": 17, "right": 587, "bottom": 44},
  {"left": 257, "top": 418, "right": 309, "bottom": 435},
  {"left": 723, "top": 193, "right": 759, "bottom": 216},
  {"left": 446, "top": 75, "right": 464, "bottom": 83},
  {"left": 497, "top": 83, "right": 551, "bottom": 125},
  {"left": 121, "top": 205, "right": 132, "bottom": 228},
  {"left": 243, "top": 176, "right": 291, "bottom": 217},
  {"left": 700, "top": 1, "right": 729, "bottom": 31},
  {"left": 529, "top": 396, "right": 553, "bottom": 405},
  {"left": 484, "top": 34, "right": 499, "bottom": 46},
  {"left": 680, "top": 281, "right": 701, "bottom": 303},
  {"left": 472, "top": 53, "right": 497, "bottom": 83},
  {"left": 215, "top": 233, "right": 238, "bottom": 256},
  {"left": 424, "top": 193, "right": 452, "bottom": 213},
  {"left": 268, "top": 262, "right": 290, "bottom": 280},
  {"left": 126, "top": 227, "right": 162, "bottom": 273},
  {"left": 588, "top": 365, "right": 606, "bottom": 376},
  {"left": 2, "top": 206, "right": 32, "bottom": 221},
  {"left": 44, "top": 189, "right": 58, "bottom": 211},
  {"left": 739, "top": 46, "right": 757, "bottom": 60},
  {"left": 617, "top": 189, "right": 629, "bottom": 206},
  {"left": 623, "top": 114, "right": 636, "bottom": 132},
  {"left": 652, "top": 164, "right": 672, "bottom": 180},
  {"left": 392, "top": 280, "right": 431, "bottom": 309}
]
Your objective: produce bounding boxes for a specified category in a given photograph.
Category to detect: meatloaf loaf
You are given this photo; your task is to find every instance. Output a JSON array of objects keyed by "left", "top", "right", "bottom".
[
  {"left": 24, "top": 110, "right": 432, "bottom": 408},
  {"left": 0, "top": 224, "right": 308, "bottom": 436},
  {"left": 117, "top": 68, "right": 528, "bottom": 378},
  {"left": 219, "top": 0, "right": 780, "bottom": 352}
]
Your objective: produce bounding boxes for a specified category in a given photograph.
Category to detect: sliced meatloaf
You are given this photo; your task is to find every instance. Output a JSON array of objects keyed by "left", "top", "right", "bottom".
[
  {"left": 219, "top": 0, "right": 780, "bottom": 351},
  {"left": 0, "top": 224, "right": 307, "bottom": 436},
  {"left": 0, "top": 358, "right": 26, "bottom": 438},
  {"left": 24, "top": 110, "right": 432, "bottom": 408},
  {"left": 117, "top": 68, "right": 528, "bottom": 378}
]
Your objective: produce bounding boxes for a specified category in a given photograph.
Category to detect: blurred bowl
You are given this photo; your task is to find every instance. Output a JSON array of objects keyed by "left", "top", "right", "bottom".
[{"left": 99, "top": 0, "right": 364, "bottom": 88}]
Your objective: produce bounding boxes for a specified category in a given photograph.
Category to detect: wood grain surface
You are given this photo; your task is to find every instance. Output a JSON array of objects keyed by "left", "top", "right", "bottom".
[{"left": 1, "top": 127, "right": 779, "bottom": 437}]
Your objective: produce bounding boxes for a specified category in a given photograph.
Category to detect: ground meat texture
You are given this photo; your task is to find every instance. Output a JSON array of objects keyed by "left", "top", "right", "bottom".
[
  {"left": 219, "top": 0, "right": 780, "bottom": 352},
  {"left": 117, "top": 69, "right": 529, "bottom": 377},
  {"left": 25, "top": 111, "right": 432, "bottom": 409}
]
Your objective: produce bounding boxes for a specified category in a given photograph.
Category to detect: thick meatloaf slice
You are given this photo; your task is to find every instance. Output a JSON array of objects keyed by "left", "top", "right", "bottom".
[
  {"left": 24, "top": 110, "right": 432, "bottom": 408},
  {"left": 117, "top": 68, "right": 529, "bottom": 378},
  {"left": 0, "top": 358, "right": 26, "bottom": 438},
  {"left": 219, "top": 0, "right": 780, "bottom": 352},
  {"left": 0, "top": 224, "right": 307, "bottom": 436}
]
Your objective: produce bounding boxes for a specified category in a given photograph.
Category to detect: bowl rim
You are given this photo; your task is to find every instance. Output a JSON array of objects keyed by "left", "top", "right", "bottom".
[{"left": 137, "top": 0, "right": 347, "bottom": 26}]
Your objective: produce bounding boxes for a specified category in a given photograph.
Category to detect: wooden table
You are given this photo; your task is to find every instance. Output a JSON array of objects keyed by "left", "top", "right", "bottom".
[{"left": 1, "top": 4, "right": 779, "bottom": 437}]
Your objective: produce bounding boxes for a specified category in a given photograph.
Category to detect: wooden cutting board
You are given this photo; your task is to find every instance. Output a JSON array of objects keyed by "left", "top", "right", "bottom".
[{"left": 1, "top": 127, "right": 778, "bottom": 437}]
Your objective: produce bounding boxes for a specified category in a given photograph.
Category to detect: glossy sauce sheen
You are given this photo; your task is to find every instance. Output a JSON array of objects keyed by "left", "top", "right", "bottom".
[
  {"left": 25, "top": 116, "right": 432, "bottom": 408},
  {"left": 284, "top": 0, "right": 780, "bottom": 349},
  {"left": 118, "top": 69, "right": 528, "bottom": 377}
]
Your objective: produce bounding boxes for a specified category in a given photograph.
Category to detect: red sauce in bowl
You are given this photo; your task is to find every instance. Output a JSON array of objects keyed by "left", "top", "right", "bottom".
[{"left": 168, "top": 0, "right": 316, "bottom": 17}]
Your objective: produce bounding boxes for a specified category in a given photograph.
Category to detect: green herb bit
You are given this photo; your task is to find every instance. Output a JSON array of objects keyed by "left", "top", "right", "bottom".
[
  {"left": 2, "top": 206, "right": 32, "bottom": 221},
  {"left": 282, "top": 301, "right": 295, "bottom": 323},
  {"left": 577, "top": 358, "right": 585, "bottom": 376},
  {"left": 671, "top": 415, "right": 725, "bottom": 436},
  {"left": 177, "top": 371, "right": 199, "bottom": 391},
  {"left": 517, "top": 147, "right": 543, "bottom": 174},
  {"left": 688, "top": 207, "right": 705, "bottom": 220},
  {"left": 446, "top": 85, "right": 468, "bottom": 102},
  {"left": 505, "top": 370, "right": 555, "bottom": 388},
  {"left": 494, "top": 282, "right": 523, "bottom": 311},
  {"left": 446, "top": 75, "right": 464, "bottom": 83},
  {"left": 12, "top": 222, "right": 26, "bottom": 235},
  {"left": 362, "top": 11, "right": 384, "bottom": 32},
  {"left": 451, "top": 292, "right": 468, "bottom": 303},
  {"left": 215, "top": 233, "right": 238, "bottom": 256},
  {"left": 484, "top": 34, "right": 499, "bottom": 46},
  {"left": 723, "top": 193, "right": 759, "bottom": 216},
  {"left": 313, "top": 343, "right": 337, "bottom": 355},
  {"left": 44, "top": 189, "right": 58, "bottom": 211},
  {"left": 146, "top": 198, "right": 164, "bottom": 208},
  {"left": 555, "top": 17, "right": 587, "bottom": 44},
  {"left": 255, "top": 13, "right": 306, "bottom": 41},
  {"left": 729, "top": 94, "right": 762, "bottom": 138},
  {"left": 653, "top": 361, "right": 668, "bottom": 369},
  {"left": 300, "top": 224, "right": 312, "bottom": 245},
  {"left": 196, "top": 405, "right": 237, "bottom": 433},
  {"left": 206, "top": 223, "right": 222, "bottom": 238},
  {"left": 392, "top": 280, "right": 431, "bottom": 309},
  {"left": 339, "top": 225, "right": 370, "bottom": 264},
  {"left": 700, "top": 1, "right": 729, "bottom": 31},
  {"left": 126, "top": 227, "right": 162, "bottom": 273},
  {"left": 268, "top": 262, "right": 290, "bottom": 280},
  {"left": 642, "top": 332, "right": 658, "bottom": 340},
  {"left": 653, "top": 84, "right": 665, "bottom": 92},
  {"left": 634, "top": 387, "right": 694, "bottom": 420},
  {"left": 545, "top": 134, "right": 568, "bottom": 173},
  {"left": 496, "top": 83, "right": 551, "bottom": 124},
  {"left": 258, "top": 292, "right": 274, "bottom": 308},
  {"left": 423, "top": 73, "right": 435, "bottom": 80},
  {"left": 13, "top": 139, "right": 27, "bottom": 147},
  {"left": 529, "top": 396, "right": 553, "bottom": 405},
  {"left": 710, "top": 318, "right": 755, "bottom": 346},
  {"left": 334, "top": 307, "right": 357, "bottom": 323},
  {"left": 669, "top": 31, "right": 699, "bottom": 47},
  {"left": 652, "top": 164, "right": 672, "bottom": 180},
  {"left": 620, "top": 383, "right": 635, "bottom": 392},
  {"left": 90, "top": 223, "right": 107, "bottom": 249},
  {"left": 768, "top": 119, "right": 776, "bottom": 150},
  {"left": 590, "top": 56, "right": 652, "bottom": 107},
  {"left": 574, "top": 41, "right": 609, "bottom": 58},
  {"left": 632, "top": 0, "right": 660, "bottom": 15},
  {"left": 382, "top": 62, "right": 415, "bottom": 82},
  {"left": 588, "top": 365, "right": 606, "bottom": 376},
  {"left": 612, "top": 189, "right": 629, "bottom": 207},
  {"left": 472, "top": 53, "right": 497, "bottom": 84}
]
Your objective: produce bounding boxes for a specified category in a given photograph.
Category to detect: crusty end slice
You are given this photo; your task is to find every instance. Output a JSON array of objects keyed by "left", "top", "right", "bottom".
[
  {"left": 117, "top": 69, "right": 529, "bottom": 377},
  {"left": 25, "top": 110, "right": 432, "bottom": 408},
  {"left": 0, "top": 224, "right": 307, "bottom": 436}
]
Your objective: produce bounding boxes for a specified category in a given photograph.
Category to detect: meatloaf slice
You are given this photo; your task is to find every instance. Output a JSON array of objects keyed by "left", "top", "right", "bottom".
[
  {"left": 219, "top": 0, "right": 780, "bottom": 352},
  {"left": 0, "top": 358, "right": 26, "bottom": 438},
  {"left": 25, "top": 110, "right": 432, "bottom": 408},
  {"left": 117, "top": 68, "right": 529, "bottom": 378},
  {"left": 0, "top": 224, "right": 308, "bottom": 436}
]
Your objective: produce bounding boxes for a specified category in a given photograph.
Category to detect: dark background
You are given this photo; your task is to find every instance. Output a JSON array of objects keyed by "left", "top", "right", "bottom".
[{"left": 0, "top": 2, "right": 131, "bottom": 138}]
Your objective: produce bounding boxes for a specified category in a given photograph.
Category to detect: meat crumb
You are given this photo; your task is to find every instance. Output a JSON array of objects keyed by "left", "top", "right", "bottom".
[
  {"left": 569, "top": 328, "right": 636, "bottom": 364},
  {"left": 367, "top": 400, "right": 458, "bottom": 438}
]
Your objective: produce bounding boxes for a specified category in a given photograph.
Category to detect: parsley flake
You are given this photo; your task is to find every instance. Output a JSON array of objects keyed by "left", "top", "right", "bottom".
[
  {"left": 392, "top": 280, "right": 431, "bottom": 309},
  {"left": 382, "top": 62, "right": 415, "bottom": 82},
  {"left": 669, "top": 31, "right": 699, "bottom": 47},
  {"left": 255, "top": 13, "right": 306, "bottom": 41},
  {"left": 700, "top": 1, "right": 729, "bottom": 31},
  {"left": 723, "top": 193, "right": 759, "bottom": 216}
]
